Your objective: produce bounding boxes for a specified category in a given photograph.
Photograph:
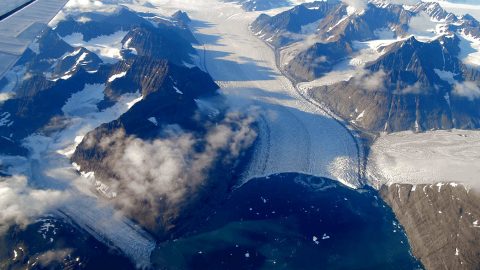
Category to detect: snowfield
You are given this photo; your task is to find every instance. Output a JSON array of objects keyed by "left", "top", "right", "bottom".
[
  {"left": 367, "top": 130, "right": 480, "bottom": 188},
  {"left": 141, "top": 0, "right": 361, "bottom": 188},
  {"left": 62, "top": 31, "right": 128, "bottom": 64}
]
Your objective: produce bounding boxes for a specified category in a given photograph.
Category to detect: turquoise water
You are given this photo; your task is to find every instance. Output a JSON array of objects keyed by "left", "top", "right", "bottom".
[{"left": 152, "top": 173, "right": 423, "bottom": 270}]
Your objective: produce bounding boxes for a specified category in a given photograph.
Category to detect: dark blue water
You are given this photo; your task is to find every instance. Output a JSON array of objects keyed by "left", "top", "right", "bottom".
[{"left": 152, "top": 173, "right": 423, "bottom": 270}]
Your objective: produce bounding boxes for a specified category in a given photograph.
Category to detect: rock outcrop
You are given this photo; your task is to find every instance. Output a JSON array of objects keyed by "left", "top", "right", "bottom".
[{"left": 381, "top": 183, "right": 480, "bottom": 270}]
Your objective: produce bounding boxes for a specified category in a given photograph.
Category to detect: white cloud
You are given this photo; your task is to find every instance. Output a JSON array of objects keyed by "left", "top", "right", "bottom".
[
  {"left": 453, "top": 81, "right": 480, "bottom": 100},
  {"left": 354, "top": 69, "right": 387, "bottom": 91},
  {"left": 399, "top": 82, "right": 423, "bottom": 94},
  {"left": 0, "top": 175, "right": 68, "bottom": 233},
  {"left": 83, "top": 112, "right": 257, "bottom": 228},
  {"left": 341, "top": 0, "right": 368, "bottom": 13},
  {"left": 65, "top": 0, "right": 104, "bottom": 9},
  {"left": 38, "top": 249, "right": 73, "bottom": 267}
]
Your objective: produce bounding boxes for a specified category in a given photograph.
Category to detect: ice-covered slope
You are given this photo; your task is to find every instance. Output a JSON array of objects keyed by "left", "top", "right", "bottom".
[
  {"left": 142, "top": 0, "right": 361, "bottom": 188},
  {"left": 368, "top": 130, "right": 480, "bottom": 188}
]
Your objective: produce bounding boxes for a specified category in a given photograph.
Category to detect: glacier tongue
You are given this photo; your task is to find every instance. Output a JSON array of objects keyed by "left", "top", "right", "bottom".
[
  {"left": 58, "top": 195, "right": 156, "bottom": 268},
  {"left": 149, "top": 0, "right": 362, "bottom": 188}
]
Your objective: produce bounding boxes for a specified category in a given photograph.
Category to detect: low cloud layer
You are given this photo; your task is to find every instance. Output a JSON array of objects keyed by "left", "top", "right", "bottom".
[
  {"left": 38, "top": 249, "right": 73, "bottom": 267},
  {"left": 353, "top": 69, "right": 387, "bottom": 91},
  {"left": 453, "top": 81, "right": 480, "bottom": 100},
  {"left": 0, "top": 175, "right": 68, "bottom": 233}
]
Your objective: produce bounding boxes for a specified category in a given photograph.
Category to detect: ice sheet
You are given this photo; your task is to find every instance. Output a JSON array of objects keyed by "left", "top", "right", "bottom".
[{"left": 367, "top": 130, "right": 480, "bottom": 188}]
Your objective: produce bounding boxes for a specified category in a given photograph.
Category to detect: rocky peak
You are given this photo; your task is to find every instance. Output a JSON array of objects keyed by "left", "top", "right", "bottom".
[
  {"left": 35, "top": 29, "right": 74, "bottom": 60},
  {"left": 52, "top": 47, "right": 103, "bottom": 78},
  {"left": 458, "top": 14, "right": 480, "bottom": 39},
  {"left": 413, "top": 2, "right": 457, "bottom": 22},
  {"left": 171, "top": 10, "right": 191, "bottom": 25},
  {"left": 370, "top": 35, "right": 464, "bottom": 86},
  {"left": 121, "top": 25, "right": 195, "bottom": 66},
  {"left": 251, "top": 1, "right": 338, "bottom": 47}
]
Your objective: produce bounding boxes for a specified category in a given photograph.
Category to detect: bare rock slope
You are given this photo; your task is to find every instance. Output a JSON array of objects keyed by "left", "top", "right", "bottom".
[{"left": 381, "top": 183, "right": 480, "bottom": 270}]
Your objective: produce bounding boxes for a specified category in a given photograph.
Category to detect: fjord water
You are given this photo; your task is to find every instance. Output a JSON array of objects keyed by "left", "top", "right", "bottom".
[{"left": 152, "top": 173, "right": 422, "bottom": 269}]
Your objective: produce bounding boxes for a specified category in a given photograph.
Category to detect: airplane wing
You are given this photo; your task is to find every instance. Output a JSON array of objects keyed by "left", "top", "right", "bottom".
[{"left": 0, "top": 0, "right": 69, "bottom": 79}]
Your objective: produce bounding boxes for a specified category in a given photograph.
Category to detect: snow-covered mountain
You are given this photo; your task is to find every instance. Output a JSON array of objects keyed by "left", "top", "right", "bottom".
[
  {"left": 253, "top": 0, "right": 480, "bottom": 132},
  {"left": 0, "top": 6, "right": 256, "bottom": 269}
]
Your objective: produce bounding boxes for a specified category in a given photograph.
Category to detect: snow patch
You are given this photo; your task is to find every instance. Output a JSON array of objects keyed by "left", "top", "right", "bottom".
[
  {"left": 173, "top": 85, "right": 183, "bottom": 94},
  {"left": 148, "top": 117, "right": 158, "bottom": 126},
  {"left": 62, "top": 31, "right": 128, "bottom": 64},
  {"left": 458, "top": 31, "right": 480, "bottom": 68},
  {"left": 108, "top": 71, "right": 127, "bottom": 82}
]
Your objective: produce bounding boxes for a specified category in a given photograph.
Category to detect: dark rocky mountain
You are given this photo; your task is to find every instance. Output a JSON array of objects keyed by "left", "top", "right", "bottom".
[
  {"left": 121, "top": 25, "right": 196, "bottom": 66},
  {"left": 53, "top": 47, "right": 103, "bottom": 76},
  {"left": 381, "top": 183, "right": 480, "bottom": 270},
  {"left": 253, "top": 0, "right": 480, "bottom": 133},
  {"left": 171, "top": 10, "right": 191, "bottom": 26},
  {"left": 0, "top": 68, "right": 106, "bottom": 145},
  {"left": 253, "top": 1, "right": 416, "bottom": 80},
  {"left": 412, "top": 2, "right": 457, "bottom": 22},
  {"left": 251, "top": 0, "right": 413, "bottom": 49},
  {"left": 15, "top": 28, "right": 102, "bottom": 80},
  {"left": 318, "top": 3, "right": 412, "bottom": 42},
  {"left": 312, "top": 35, "right": 480, "bottom": 132},
  {"left": 0, "top": 7, "right": 200, "bottom": 156},
  {"left": 0, "top": 6, "right": 259, "bottom": 268},
  {"left": 252, "top": 1, "right": 338, "bottom": 47},
  {"left": 456, "top": 14, "right": 480, "bottom": 39},
  {"left": 72, "top": 59, "right": 220, "bottom": 179},
  {"left": 286, "top": 38, "right": 353, "bottom": 81},
  {"left": 0, "top": 5, "right": 253, "bottom": 240},
  {"left": 71, "top": 57, "right": 229, "bottom": 235}
]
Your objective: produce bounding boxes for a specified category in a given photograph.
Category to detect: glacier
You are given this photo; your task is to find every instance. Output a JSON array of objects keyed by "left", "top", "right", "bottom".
[{"left": 137, "top": 0, "right": 362, "bottom": 188}]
